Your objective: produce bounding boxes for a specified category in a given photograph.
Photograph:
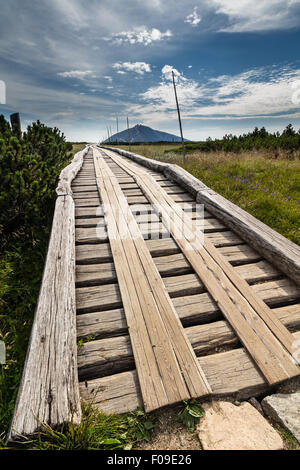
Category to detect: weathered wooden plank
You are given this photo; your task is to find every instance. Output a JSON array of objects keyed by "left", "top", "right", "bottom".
[
  {"left": 94, "top": 158, "right": 185, "bottom": 410},
  {"left": 77, "top": 302, "right": 300, "bottom": 342},
  {"left": 73, "top": 191, "right": 99, "bottom": 199},
  {"left": 75, "top": 223, "right": 169, "bottom": 244},
  {"left": 72, "top": 185, "right": 98, "bottom": 192},
  {"left": 105, "top": 149, "right": 300, "bottom": 383},
  {"left": 77, "top": 305, "right": 300, "bottom": 379},
  {"left": 93, "top": 150, "right": 211, "bottom": 409},
  {"left": 76, "top": 258, "right": 281, "bottom": 288},
  {"left": 74, "top": 197, "right": 101, "bottom": 207},
  {"left": 56, "top": 147, "right": 88, "bottom": 195},
  {"left": 75, "top": 206, "right": 103, "bottom": 218},
  {"left": 75, "top": 239, "right": 261, "bottom": 265},
  {"left": 74, "top": 225, "right": 242, "bottom": 246},
  {"left": 105, "top": 145, "right": 300, "bottom": 285},
  {"left": 80, "top": 331, "right": 300, "bottom": 414},
  {"left": 8, "top": 195, "right": 81, "bottom": 440},
  {"left": 76, "top": 264, "right": 300, "bottom": 317},
  {"left": 196, "top": 190, "right": 300, "bottom": 286},
  {"left": 75, "top": 217, "right": 103, "bottom": 228},
  {"left": 76, "top": 239, "right": 179, "bottom": 264}
]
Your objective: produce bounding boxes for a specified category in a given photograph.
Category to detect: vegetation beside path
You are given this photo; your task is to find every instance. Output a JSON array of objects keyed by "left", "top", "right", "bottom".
[
  {"left": 0, "top": 116, "right": 85, "bottom": 441},
  {"left": 113, "top": 134, "right": 300, "bottom": 246}
]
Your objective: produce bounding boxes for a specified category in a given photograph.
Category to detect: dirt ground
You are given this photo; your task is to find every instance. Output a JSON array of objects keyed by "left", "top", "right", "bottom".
[
  {"left": 135, "top": 394, "right": 300, "bottom": 451},
  {"left": 135, "top": 405, "right": 202, "bottom": 451}
]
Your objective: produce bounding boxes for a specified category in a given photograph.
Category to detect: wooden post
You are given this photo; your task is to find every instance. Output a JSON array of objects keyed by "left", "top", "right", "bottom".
[
  {"left": 10, "top": 112, "right": 21, "bottom": 138},
  {"left": 171, "top": 71, "right": 186, "bottom": 164}
]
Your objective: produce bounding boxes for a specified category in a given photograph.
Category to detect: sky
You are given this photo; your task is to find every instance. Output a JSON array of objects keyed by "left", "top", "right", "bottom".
[{"left": 0, "top": 0, "right": 300, "bottom": 142}]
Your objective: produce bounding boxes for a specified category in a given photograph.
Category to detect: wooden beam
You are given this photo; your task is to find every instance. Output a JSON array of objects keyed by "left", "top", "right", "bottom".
[
  {"left": 93, "top": 149, "right": 211, "bottom": 410},
  {"left": 8, "top": 148, "right": 89, "bottom": 441},
  {"left": 8, "top": 196, "right": 81, "bottom": 440},
  {"left": 104, "top": 148, "right": 300, "bottom": 385}
]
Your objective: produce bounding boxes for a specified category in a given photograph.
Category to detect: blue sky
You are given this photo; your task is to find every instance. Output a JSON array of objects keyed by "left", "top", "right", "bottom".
[{"left": 0, "top": 0, "right": 300, "bottom": 141}]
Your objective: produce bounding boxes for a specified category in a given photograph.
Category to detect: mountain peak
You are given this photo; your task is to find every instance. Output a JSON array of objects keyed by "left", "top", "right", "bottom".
[{"left": 103, "top": 124, "right": 189, "bottom": 143}]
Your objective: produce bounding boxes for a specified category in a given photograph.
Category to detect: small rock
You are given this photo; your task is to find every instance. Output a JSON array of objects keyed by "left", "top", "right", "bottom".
[
  {"left": 197, "top": 401, "right": 283, "bottom": 450},
  {"left": 249, "top": 397, "right": 264, "bottom": 416},
  {"left": 262, "top": 391, "right": 300, "bottom": 443}
]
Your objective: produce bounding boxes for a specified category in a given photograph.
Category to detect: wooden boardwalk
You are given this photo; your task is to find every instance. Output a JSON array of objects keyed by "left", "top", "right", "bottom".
[{"left": 8, "top": 144, "right": 300, "bottom": 439}]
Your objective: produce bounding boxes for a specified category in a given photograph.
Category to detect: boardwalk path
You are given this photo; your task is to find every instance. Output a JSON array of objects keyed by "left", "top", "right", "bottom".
[{"left": 9, "top": 145, "right": 300, "bottom": 439}]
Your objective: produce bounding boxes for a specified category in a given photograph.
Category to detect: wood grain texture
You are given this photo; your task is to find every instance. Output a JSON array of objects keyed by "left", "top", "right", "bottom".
[
  {"left": 77, "top": 304, "right": 300, "bottom": 380},
  {"left": 8, "top": 148, "right": 90, "bottom": 440},
  {"left": 8, "top": 196, "right": 81, "bottom": 440},
  {"left": 104, "top": 148, "right": 300, "bottom": 384},
  {"left": 80, "top": 332, "right": 300, "bottom": 414},
  {"left": 93, "top": 150, "right": 211, "bottom": 410},
  {"left": 56, "top": 147, "right": 89, "bottom": 196},
  {"left": 104, "top": 146, "right": 300, "bottom": 286}
]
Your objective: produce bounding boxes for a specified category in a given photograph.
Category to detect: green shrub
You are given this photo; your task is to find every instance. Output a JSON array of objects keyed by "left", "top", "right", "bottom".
[
  {"left": 0, "top": 116, "right": 72, "bottom": 437},
  {"left": 0, "top": 118, "right": 72, "bottom": 247}
]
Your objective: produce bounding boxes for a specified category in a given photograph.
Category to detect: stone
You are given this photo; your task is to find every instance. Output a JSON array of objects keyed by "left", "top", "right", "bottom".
[
  {"left": 262, "top": 392, "right": 300, "bottom": 443},
  {"left": 249, "top": 397, "right": 264, "bottom": 416},
  {"left": 197, "top": 400, "right": 283, "bottom": 450}
]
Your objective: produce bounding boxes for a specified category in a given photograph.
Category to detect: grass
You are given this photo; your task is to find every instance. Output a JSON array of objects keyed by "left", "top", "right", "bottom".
[
  {"left": 278, "top": 427, "right": 299, "bottom": 450},
  {"left": 4, "top": 404, "right": 154, "bottom": 450},
  {"left": 114, "top": 144, "right": 300, "bottom": 245},
  {"left": 69, "top": 142, "right": 88, "bottom": 156}
]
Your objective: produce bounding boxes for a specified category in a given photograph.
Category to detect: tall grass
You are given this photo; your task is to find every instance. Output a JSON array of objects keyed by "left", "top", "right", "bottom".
[
  {"left": 5, "top": 405, "right": 154, "bottom": 450},
  {"left": 114, "top": 145, "right": 300, "bottom": 246}
]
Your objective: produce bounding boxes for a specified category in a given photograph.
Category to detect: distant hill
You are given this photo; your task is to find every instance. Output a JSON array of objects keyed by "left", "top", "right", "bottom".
[{"left": 103, "top": 124, "right": 189, "bottom": 143}]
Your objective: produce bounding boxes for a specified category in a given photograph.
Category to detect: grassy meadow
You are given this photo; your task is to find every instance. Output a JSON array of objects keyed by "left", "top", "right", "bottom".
[{"left": 111, "top": 144, "right": 300, "bottom": 246}]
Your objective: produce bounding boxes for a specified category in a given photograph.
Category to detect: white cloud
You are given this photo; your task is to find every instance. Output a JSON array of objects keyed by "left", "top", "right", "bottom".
[
  {"left": 129, "top": 65, "right": 300, "bottom": 122},
  {"left": 104, "top": 27, "right": 172, "bottom": 45},
  {"left": 139, "top": 65, "right": 203, "bottom": 112},
  {"left": 211, "top": 0, "right": 300, "bottom": 32},
  {"left": 57, "top": 70, "right": 94, "bottom": 79},
  {"left": 184, "top": 7, "right": 201, "bottom": 26},
  {"left": 195, "top": 67, "right": 300, "bottom": 117},
  {"left": 188, "top": 65, "right": 193, "bottom": 68},
  {"left": 113, "top": 61, "right": 152, "bottom": 75},
  {"left": 104, "top": 75, "right": 113, "bottom": 81},
  {"left": 161, "top": 65, "right": 183, "bottom": 81}
]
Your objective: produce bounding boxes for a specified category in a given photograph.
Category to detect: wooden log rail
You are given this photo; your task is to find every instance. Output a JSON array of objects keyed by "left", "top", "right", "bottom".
[{"left": 7, "top": 147, "right": 89, "bottom": 441}]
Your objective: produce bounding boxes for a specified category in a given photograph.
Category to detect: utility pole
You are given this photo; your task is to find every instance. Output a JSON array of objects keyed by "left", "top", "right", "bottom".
[
  {"left": 127, "top": 116, "right": 131, "bottom": 152},
  {"left": 172, "top": 70, "right": 186, "bottom": 164},
  {"left": 116, "top": 115, "right": 119, "bottom": 144}
]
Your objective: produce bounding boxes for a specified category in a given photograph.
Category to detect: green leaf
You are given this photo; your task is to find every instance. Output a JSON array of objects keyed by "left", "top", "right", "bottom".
[
  {"left": 101, "top": 438, "right": 121, "bottom": 445},
  {"left": 123, "top": 443, "right": 133, "bottom": 450}
]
